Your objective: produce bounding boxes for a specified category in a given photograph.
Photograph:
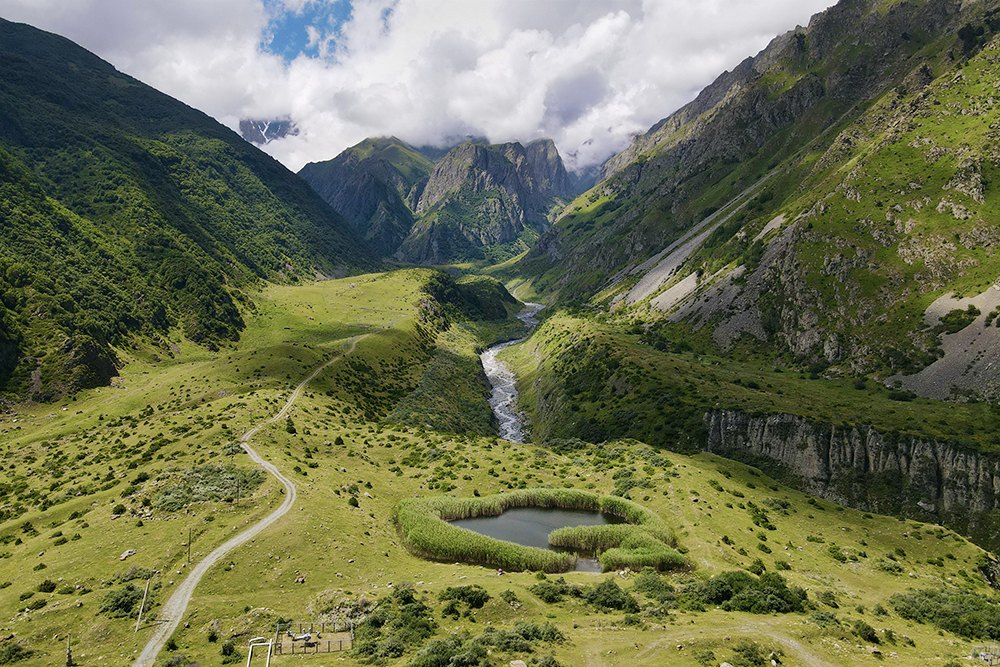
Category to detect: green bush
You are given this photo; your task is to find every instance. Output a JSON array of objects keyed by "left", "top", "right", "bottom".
[
  {"left": 811, "top": 611, "right": 839, "bottom": 627},
  {"left": 154, "top": 465, "right": 266, "bottom": 511},
  {"left": 583, "top": 579, "right": 639, "bottom": 613},
  {"left": 853, "top": 620, "right": 878, "bottom": 643},
  {"left": 98, "top": 583, "right": 145, "bottom": 618},
  {"left": 631, "top": 567, "right": 676, "bottom": 605},
  {"left": 530, "top": 578, "right": 581, "bottom": 604},
  {"left": 500, "top": 589, "right": 520, "bottom": 606},
  {"left": 890, "top": 588, "right": 1000, "bottom": 640},
  {"left": 439, "top": 585, "right": 490, "bottom": 609},
  {"left": 220, "top": 641, "right": 242, "bottom": 665},
  {"left": 37, "top": 579, "right": 56, "bottom": 593},
  {"left": 0, "top": 642, "right": 32, "bottom": 665},
  {"left": 405, "top": 621, "right": 564, "bottom": 667},
  {"left": 352, "top": 585, "right": 437, "bottom": 662},
  {"left": 730, "top": 640, "right": 767, "bottom": 667},
  {"left": 681, "top": 571, "right": 807, "bottom": 614}
]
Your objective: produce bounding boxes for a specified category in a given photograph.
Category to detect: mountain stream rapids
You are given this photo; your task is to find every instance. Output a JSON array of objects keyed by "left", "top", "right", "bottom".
[{"left": 479, "top": 303, "right": 543, "bottom": 443}]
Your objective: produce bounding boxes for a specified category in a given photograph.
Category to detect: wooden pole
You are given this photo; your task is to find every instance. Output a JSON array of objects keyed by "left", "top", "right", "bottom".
[
  {"left": 134, "top": 578, "right": 151, "bottom": 632},
  {"left": 188, "top": 528, "right": 191, "bottom": 565}
]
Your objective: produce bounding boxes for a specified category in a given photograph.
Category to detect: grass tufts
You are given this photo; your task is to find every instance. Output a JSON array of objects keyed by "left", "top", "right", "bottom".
[{"left": 396, "top": 488, "right": 686, "bottom": 573}]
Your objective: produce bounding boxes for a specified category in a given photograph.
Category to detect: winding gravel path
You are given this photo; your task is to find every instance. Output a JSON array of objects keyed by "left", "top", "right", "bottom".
[{"left": 131, "top": 335, "right": 365, "bottom": 667}]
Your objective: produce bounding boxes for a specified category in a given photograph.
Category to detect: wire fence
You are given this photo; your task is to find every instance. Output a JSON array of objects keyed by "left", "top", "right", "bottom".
[
  {"left": 273, "top": 638, "right": 352, "bottom": 655},
  {"left": 973, "top": 643, "right": 1000, "bottom": 666},
  {"left": 272, "top": 621, "right": 354, "bottom": 656}
]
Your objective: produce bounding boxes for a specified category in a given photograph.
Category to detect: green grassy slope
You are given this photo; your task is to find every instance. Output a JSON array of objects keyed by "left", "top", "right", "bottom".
[
  {"left": 0, "top": 18, "right": 374, "bottom": 401},
  {"left": 505, "top": 312, "right": 1000, "bottom": 453},
  {"left": 0, "top": 272, "right": 997, "bottom": 667},
  {"left": 514, "top": 0, "right": 998, "bottom": 331}
]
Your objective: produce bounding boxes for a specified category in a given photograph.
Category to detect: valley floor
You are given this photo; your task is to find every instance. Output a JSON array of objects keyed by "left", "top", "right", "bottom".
[{"left": 0, "top": 270, "right": 996, "bottom": 667}]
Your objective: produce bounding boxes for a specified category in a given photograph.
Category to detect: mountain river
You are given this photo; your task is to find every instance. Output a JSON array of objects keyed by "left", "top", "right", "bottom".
[{"left": 479, "top": 302, "right": 543, "bottom": 443}]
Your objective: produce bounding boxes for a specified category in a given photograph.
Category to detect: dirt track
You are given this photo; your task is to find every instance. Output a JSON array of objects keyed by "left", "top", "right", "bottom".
[{"left": 131, "top": 335, "right": 366, "bottom": 667}]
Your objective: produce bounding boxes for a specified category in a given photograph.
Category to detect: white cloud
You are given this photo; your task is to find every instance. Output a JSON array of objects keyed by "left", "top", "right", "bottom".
[{"left": 1, "top": 0, "right": 836, "bottom": 172}]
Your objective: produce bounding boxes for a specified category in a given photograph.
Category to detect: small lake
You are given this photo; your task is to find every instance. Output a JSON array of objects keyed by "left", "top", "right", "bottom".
[{"left": 450, "top": 507, "right": 623, "bottom": 572}]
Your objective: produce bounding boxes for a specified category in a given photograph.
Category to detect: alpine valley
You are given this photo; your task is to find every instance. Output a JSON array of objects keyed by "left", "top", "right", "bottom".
[{"left": 1, "top": 2, "right": 1000, "bottom": 667}]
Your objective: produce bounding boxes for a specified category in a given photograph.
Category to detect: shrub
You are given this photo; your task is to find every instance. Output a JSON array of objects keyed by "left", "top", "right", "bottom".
[
  {"left": 37, "top": 580, "right": 56, "bottom": 593},
  {"left": 583, "top": 579, "right": 639, "bottom": 613},
  {"left": 730, "top": 640, "right": 767, "bottom": 667},
  {"left": 811, "top": 611, "right": 839, "bottom": 627},
  {"left": 817, "top": 590, "right": 838, "bottom": 608},
  {"left": 112, "top": 504, "right": 126, "bottom": 515},
  {"left": 876, "top": 559, "right": 903, "bottom": 574},
  {"left": 530, "top": 578, "right": 581, "bottom": 604},
  {"left": 439, "top": 585, "right": 490, "bottom": 609},
  {"left": 98, "top": 583, "right": 144, "bottom": 618},
  {"left": 154, "top": 465, "right": 266, "bottom": 511},
  {"left": 631, "top": 567, "right": 676, "bottom": 605},
  {"left": 853, "top": 620, "right": 878, "bottom": 643},
  {"left": 681, "top": 571, "right": 807, "bottom": 614},
  {"left": 351, "top": 585, "right": 437, "bottom": 662},
  {"left": 500, "top": 590, "right": 520, "bottom": 606},
  {"left": 0, "top": 642, "right": 32, "bottom": 665},
  {"left": 220, "top": 641, "right": 242, "bottom": 664},
  {"left": 890, "top": 588, "right": 1000, "bottom": 640}
]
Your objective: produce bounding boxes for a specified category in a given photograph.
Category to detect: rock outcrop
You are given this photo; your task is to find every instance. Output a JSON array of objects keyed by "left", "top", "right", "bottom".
[
  {"left": 525, "top": 138, "right": 574, "bottom": 199},
  {"left": 704, "top": 409, "right": 1000, "bottom": 552},
  {"left": 239, "top": 118, "right": 298, "bottom": 145},
  {"left": 302, "top": 137, "right": 577, "bottom": 263},
  {"left": 398, "top": 140, "right": 574, "bottom": 264},
  {"left": 298, "top": 137, "right": 435, "bottom": 256}
]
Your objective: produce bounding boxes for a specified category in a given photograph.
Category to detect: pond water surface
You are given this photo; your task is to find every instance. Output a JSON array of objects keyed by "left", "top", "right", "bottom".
[{"left": 450, "top": 507, "right": 622, "bottom": 572}]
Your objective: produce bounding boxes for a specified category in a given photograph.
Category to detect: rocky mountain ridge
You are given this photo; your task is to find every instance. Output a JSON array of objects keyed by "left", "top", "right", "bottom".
[
  {"left": 301, "top": 137, "right": 578, "bottom": 264},
  {"left": 523, "top": 0, "right": 987, "bottom": 299},
  {"left": 517, "top": 0, "right": 1000, "bottom": 395}
]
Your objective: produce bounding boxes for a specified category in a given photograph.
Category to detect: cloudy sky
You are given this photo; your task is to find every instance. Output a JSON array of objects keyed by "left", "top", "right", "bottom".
[{"left": 2, "top": 0, "right": 836, "bottom": 172}]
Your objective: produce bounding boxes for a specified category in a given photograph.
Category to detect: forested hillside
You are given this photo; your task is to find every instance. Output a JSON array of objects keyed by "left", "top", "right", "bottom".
[{"left": 0, "top": 19, "right": 374, "bottom": 402}]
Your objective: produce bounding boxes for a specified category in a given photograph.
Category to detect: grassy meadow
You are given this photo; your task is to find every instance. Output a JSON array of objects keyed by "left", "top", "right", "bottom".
[{"left": 0, "top": 269, "right": 996, "bottom": 667}]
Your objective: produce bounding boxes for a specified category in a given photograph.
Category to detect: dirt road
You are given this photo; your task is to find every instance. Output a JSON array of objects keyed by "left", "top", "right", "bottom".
[{"left": 131, "top": 335, "right": 365, "bottom": 667}]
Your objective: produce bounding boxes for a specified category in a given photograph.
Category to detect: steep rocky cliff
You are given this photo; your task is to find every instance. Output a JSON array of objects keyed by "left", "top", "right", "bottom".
[
  {"left": 397, "top": 140, "right": 574, "bottom": 264},
  {"left": 525, "top": 138, "right": 574, "bottom": 199},
  {"left": 298, "top": 137, "right": 435, "bottom": 256},
  {"left": 704, "top": 409, "right": 1000, "bottom": 553},
  {"left": 302, "top": 137, "right": 577, "bottom": 263}
]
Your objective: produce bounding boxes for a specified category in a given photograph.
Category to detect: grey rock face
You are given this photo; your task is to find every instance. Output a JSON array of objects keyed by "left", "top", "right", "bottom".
[
  {"left": 239, "top": 118, "right": 298, "bottom": 145},
  {"left": 525, "top": 138, "right": 574, "bottom": 199},
  {"left": 704, "top": 409, "right": 1000, "bottom": 552}
]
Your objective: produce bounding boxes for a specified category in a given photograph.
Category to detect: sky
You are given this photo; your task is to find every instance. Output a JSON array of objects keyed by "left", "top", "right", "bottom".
[{"left": 1, "top": 0, "right": 837, "bottom": 172}]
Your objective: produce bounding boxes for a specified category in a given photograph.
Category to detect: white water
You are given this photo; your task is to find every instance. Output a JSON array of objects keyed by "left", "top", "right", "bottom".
[{"left": 480, "top": 303, "right": 543, "bottom": 443}]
